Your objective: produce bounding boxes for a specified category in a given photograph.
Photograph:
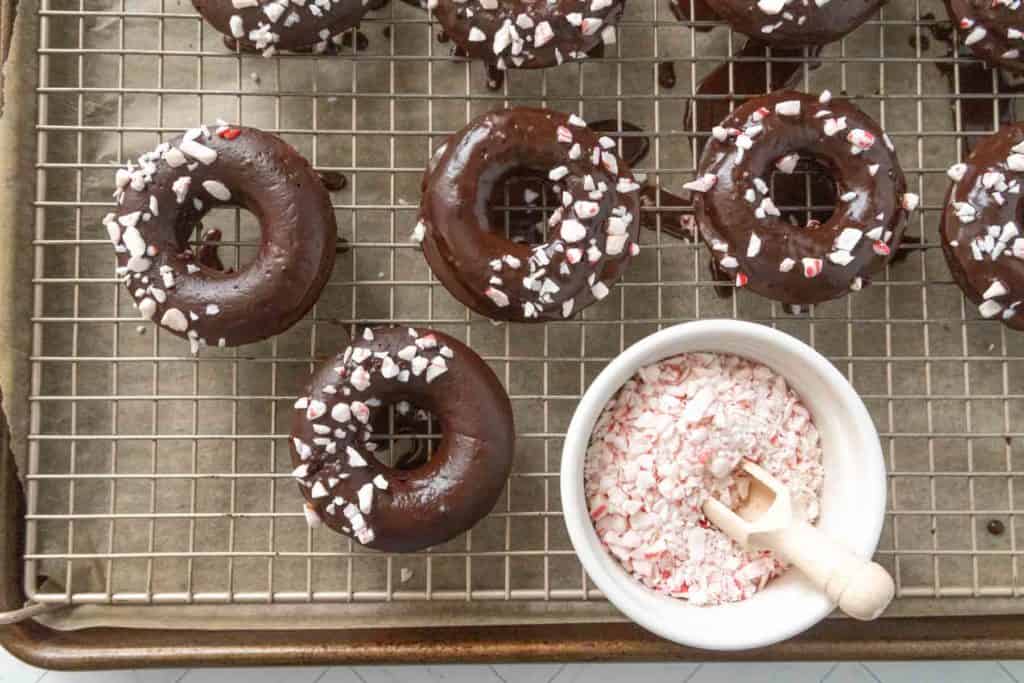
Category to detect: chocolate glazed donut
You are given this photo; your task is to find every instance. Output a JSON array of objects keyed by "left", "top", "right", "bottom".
[
  {"left": 940, "top": 124, "right": 1024, "bottom": 329},
  {"left": 193, "top": 0, "right": 371, "bottom": 56},
  {"left": 946, "top": 0, "right": 1024, "bottom": 74},
  {"left": 104, "top": 125, "right": 337, "bottom": 351},
  {"left": 431, "top": 0, "right": 625, "bottom": 69},
  {"left": 692, "top": 90, "right": 920, "bottom": 306},
  {"left": 414, "top": 108, "right": 642, "bottom": 322},
  {"left": 705, "top": 0, "right": 884, "bottom": 46},
  {"left": 291, "top": 326, "right": 515, "bottom": 552}
]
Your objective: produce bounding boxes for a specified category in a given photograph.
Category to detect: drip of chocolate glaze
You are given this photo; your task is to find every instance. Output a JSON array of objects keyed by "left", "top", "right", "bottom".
[
  {"left": 317, "top": 171, "right": 351, "bottom": 253},
  {"left": 486, "top": 63, "right": 504, "bottom": 92},
  {"left": 922, "top": 12, "right": 1022, "bottom": 155},
  {"left": 684, "top": 41, "right": 818, "bottom": 151},
  {"left": 630, "top": 0, "right": 720, "bottom": 240},
  {"left": 657, "top": 62, "right": 677, "bottom": 90},
  {"left": 591, "top": 119, "right": 651, "bottom": 167},
  {"left": 318, "top": 170, "right": 348, "bottom": 192},
  {"left": 368, "top": 403, "right": 436, "bottom": 470},
  {"left": 339, "top": 30, "right": 370, "bottom": 51},
  {"left": 196, "top": 228, "right": 229, "bottom": 272}
]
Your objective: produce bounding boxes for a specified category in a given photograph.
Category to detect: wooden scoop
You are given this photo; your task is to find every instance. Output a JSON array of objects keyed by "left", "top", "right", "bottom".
[{"left": 702, "top": 461, "right": 895, "bottom": 621}]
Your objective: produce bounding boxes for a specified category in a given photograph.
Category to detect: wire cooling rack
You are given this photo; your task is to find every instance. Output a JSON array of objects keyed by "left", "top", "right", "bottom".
[{"left": 17, "top": 0, "right": 1024, "bottom": 626}]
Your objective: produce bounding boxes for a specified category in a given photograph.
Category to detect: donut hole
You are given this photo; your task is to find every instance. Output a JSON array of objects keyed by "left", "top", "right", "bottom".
[
  {"left": 768, "top": 154, "right": 839, "bottom": 228},
  {"left": 368, "top": 402, "right": 441, "bottom": 471},
  {"left": 485, "top": 169, "right": 562, "bottom": 245},
  {"left": 175, "top": 206, "right": 253, "bottom": 273}
]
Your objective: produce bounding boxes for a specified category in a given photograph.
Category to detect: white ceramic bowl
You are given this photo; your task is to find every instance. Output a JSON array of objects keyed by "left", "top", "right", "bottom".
[{"left": 560, "top": 319, "right": 887, "bottom": 651}]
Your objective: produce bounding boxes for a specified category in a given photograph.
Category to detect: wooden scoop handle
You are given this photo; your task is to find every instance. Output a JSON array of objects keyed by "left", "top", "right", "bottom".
[{"left": 762, "top": 519, "right": 894, "bottom": 621}]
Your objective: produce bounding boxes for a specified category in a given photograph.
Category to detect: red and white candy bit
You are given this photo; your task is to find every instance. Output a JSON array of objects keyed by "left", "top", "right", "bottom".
[
  {"left": 847, "top": 128, "right": 876, "bottom": 151},
  {"left": 801, "top": 257, "right": 823, "bottom": 278},
  {"left": 617, "top": 178, "right": 641, "bottom": 193},
  {"left": 584, "top": 352, "right": 823, "bottom": 606},
  {"left": 775, "top": 153, "right": 799, "bottom": 175},
  {"left": 683, "top": 174, "right": 717, "bottom": 194},
  {"left": 774, "top": 100, "right": 802, "bottom": 117},
  {"left": 872, "top": 240, "right": 891, "bottom": 256}
]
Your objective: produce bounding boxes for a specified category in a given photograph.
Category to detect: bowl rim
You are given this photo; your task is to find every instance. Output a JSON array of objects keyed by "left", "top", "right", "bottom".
[{"left": 559, "top": 319, "right": 888, "bottom": 651}]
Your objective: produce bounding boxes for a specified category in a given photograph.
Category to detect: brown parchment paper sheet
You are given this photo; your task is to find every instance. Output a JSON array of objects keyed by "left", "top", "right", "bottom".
[{"left": 6, "top": 0, "right": 1024, "bottom": 632}]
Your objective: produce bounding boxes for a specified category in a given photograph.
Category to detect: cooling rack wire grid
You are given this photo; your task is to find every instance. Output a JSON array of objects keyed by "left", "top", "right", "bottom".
[{"left": 16, "top": 0, "right": 1024, "bottom": 624}]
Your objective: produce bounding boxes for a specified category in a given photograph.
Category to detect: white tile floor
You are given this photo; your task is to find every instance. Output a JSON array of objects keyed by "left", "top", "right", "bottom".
[{"left": 2, "top": 647, "right": 1023, "bottom": 683}]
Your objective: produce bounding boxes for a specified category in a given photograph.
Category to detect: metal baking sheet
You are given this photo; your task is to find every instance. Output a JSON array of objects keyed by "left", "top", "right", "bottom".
[{"left": 5, "top": 0, "right": 1024, "bottom": 633}]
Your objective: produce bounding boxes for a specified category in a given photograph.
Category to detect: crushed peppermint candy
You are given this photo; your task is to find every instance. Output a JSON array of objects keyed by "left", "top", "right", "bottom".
[{"left": 585, "top": 352, "right": 823, "bottom": 606}]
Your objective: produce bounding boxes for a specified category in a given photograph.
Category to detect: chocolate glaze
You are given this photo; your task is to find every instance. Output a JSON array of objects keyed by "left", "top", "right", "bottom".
[
  {"left": 105, "top": 125, "right": 337, "bottom": 350},
  {"left": 194, "top": 0, "right": 371, "bottom": 55},
  {"left": 638, "top": 41, "right": 809, "bottom": 245},
  {"left": 339, "top": 29, "right": 370, "bottom": 50},
  {"left": 477, "top": 119, "right": 650, "bottom": 241},
  {"left": 318, "top": 170, "right": 348, "bottom": 192},
  {"left": 657, "top": 62, "right": 677, "bottom": 90},
  {"left": 432, "top": 0, "right": 625, "bottom": 70},
  {"left": 704, "top": 0, "right": 885, "bottom": 47},
  {"left": 196, "top": 227, "right": 230, "bottom": 272},
  {"left": 290, "top": 326, "right": 515, "bottom": 552},
  {"left": 486, "top": 63, "right": 505, "bottom": 91},
  {"left": 939, "top": 123, "right": 1024, "bottom": 329},
  {"left": 946, "top": 0, "right": 1024, "bottom": 74},
  {"left": 693, "top": 90, "right": 915, "bottom": 306},
  {"left": 926, "top": 11, "right": 1023, "bottom": 155},
  {"left": 590, "top": 120, "right": 651, "bottom": 167},
  {"left": 367, "top": 401, "right": 436, "bottom": 470},
  {"left": 685, "top": 41, "right": 814, "bottom": 153},
  {"left": 417, "top": 107, "right": 642, "bottom": 322}
]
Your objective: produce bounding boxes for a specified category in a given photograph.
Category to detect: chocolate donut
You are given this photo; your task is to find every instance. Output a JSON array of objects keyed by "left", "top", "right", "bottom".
[
  {"left": 692, "top": 90, "right": 919, "bottom": 306},
  {"left": 291, "top": 326, "right": 515, "bottom": 552},
  {"left": 193, "top": 0, "right": 371, "bottom": 56},
  {"left": 704, "top": 0, "right": 883, "bottom": 46},
  {"left": 940, "top": 124, "right": 1024, "bottom": 329},
  {"left": 414, "top": 108, "right": 642, "bottom": 322},
  {"left": 946, "top": 0, "right": 1024, "bottom": 73},
  {"left": 104, "top": 125, "right": 337, "bottom": 351},
  {"left": 431, "top": 0, "right": 625, "bottom": 69}
]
